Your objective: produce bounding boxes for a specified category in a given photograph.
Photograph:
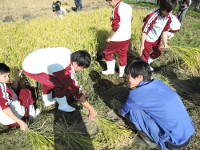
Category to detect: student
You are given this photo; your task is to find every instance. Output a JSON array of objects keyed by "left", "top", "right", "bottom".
[
  {"left": 0, "top": 63, "right": 40, "bottom": 131},
  {"left": 120, "top": 60, "right": 195, "bottom": 150},
  {"left": 22, "top": 47, "right": 96, "bottom": 120},
  {"left": 140, "top": 0, "right": 177, "bottom": 71},
  {"left": 72, "top": 0, "right": 83, "bottom": 11},
  {"left": 52, "top": 1, "right": 67, "bottom": 17},
  {"left": 177, "top": 0, "right": 192, "bottom": 24},
  {"left": 102, "top": 0, "right": 132, "bottom": 77}
]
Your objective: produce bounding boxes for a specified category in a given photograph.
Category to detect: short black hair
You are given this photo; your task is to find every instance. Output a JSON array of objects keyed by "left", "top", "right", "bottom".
[
  {"left": 71, "top": 50, "right": 91, "bottom": 68},
  {"left": 0, "top": 63, "right": 10, "bottom": 74},
  {"left": 125, "top": 60, "right": 151, "bottom": 81},
  {"left": 160, "top": 0, "right": 177, "bottom": 12}
]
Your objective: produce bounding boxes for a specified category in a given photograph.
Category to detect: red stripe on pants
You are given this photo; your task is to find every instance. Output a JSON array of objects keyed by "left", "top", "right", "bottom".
[
  {"left": 23, "top": 71, "right": 55, "bottom": 94},
  {"left": 141, "top": 39, "right": 162, "bottom": 63},
  {"left": 103, "top": 40, "right": 130, "bottom": 66}
]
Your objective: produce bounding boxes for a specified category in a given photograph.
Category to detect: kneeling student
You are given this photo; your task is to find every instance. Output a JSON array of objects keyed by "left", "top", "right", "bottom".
[{"left": 0, "top": 63, "right": 40, "bottom": 131}]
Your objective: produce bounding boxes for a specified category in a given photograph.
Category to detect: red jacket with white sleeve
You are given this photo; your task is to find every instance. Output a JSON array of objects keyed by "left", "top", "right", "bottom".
[
  {"left": 110, "top": 1, "right": 132, "bottom": 42},
  {"left": 0, "top": 83, "right": 17, "bottom": 110},
  {"left": 142, "top": 9, "right": 172, "bottom": 42}
]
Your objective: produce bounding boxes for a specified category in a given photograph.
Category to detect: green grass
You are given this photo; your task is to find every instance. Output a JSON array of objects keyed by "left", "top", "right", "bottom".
[{"left": 0, "top": 7, "right": 200, "bottom": 150}]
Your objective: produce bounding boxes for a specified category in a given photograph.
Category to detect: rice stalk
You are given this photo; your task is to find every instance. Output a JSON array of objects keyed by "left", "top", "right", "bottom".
[
  {"left": 26, "top": 129, "right": 54, "bottom": 150},
  {"left": 170, "top": 46, "right": 200, "bottom": 76},
  {"left": 93, "top": 117, "right": 135, "bottom": 149}
]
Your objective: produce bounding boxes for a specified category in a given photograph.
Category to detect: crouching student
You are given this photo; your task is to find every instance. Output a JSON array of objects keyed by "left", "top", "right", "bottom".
[
  {"left": 22, "top": 47, "right": 96, "bottom": 120},
  {"left": 140, "top": 0, "right": 177, "bottom": 71},
  {"left": 0, "top": 63, "right": 40, "bottom": 131},
  {"left": 120, "top": 60, "right": 195, "bottom": 150}
]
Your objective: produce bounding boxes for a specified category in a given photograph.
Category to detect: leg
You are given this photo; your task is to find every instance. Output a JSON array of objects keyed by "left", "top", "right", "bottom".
[
  {"left": 18, "top": 88, "right": 40, "bottom": 118},
  {"left": 23, "top": 71, "right": 56, "bottom": 106},
  {"left": 129, "top": 108, "right": 168, "bottom": 149},
  {"left": 141, "top": 41, "right": 154, "bottom": 63},
  {"left": 116, "top": 40, "right": 130, "bottom": 77},
  {"left": 102, "top": 42, "right": 116, "bottom": 75},
  {"left": 150, "top": 39, "right": 162, "bottom": 59},
  {"left": 0, "top": 101, "right": 25, "bottom": 125}
]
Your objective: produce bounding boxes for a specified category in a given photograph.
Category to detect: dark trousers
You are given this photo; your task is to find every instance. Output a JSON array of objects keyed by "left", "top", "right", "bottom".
[{"left": 74, "top": 0, "right": 82, "bottom": 9}]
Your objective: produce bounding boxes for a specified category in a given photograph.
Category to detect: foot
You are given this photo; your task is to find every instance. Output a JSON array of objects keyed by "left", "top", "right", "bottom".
[
  {"left": 58, "top": 105, "right": 76, "bottom": 112},
  {"left": 44, "top": 100, "right": 56, "bottom": 107},
  {"left": 102, "top": 70, "right": 115, "bottom": 75},
  {"left": 29, "top": 108, "right": 41, "bottom": 118},
  {"left": 150, "top": 66, "right": 154, "bottom": 71},
  {"left": 138, "top": 132, "right": 157, "bottom": 149}
]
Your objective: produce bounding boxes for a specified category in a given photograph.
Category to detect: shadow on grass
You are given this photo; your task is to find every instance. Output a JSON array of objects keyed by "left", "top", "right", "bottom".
[{"left": 159, "top": 65, "right": 200, "bottom": 107}]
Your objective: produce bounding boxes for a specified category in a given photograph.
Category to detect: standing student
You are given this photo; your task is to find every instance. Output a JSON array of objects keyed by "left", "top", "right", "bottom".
[
  {"left": 140, "top": 0, "right": 177, "bottom": 71},
  {"left": 120, "top": 60, "right": 195, "bottom": 150},
  {"left": 22, "top": 47, "right": 96, "bottom": 120},
  {"left": 177, "top": 0, "right": 192, "bottom": 24},
  {"left": 102, "top": 0, "right": 132, "bottom": 77}
]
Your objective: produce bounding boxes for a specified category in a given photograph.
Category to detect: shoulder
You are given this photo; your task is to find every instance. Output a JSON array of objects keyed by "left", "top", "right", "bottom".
[{"left": 144, "top": 9, "right": 159, "bottom": 22}]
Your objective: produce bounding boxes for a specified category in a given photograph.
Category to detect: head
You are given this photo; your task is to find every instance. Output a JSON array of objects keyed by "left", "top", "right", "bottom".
[
  {"left": 0, "top": 63, "right": 10, "bottom": 83},
  {"left": 71, "top": 50, "right": 91, "bottom": 71},
  {"left": 52, "top": 1, "right": 61, "bottom": 12},
  {"left": 159, "top": 0, "right": 177, "bottom": 16},
  {"left": 125, "top": 60, "right": 151, "bottom": 88},
  {"left": 105, "top": 0, "right": 120, "bottom": 8}
]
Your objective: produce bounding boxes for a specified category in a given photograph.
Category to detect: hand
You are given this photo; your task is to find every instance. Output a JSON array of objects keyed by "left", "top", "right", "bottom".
[
  {"left": 18, "top": 120, "right": 28, "bottom": 131},
  {"left": 160, "top": 44, "right": 170, "bottom": 49},
  {"left": 106, "top": 37, "right": 111, "bottom": 42},
  {"left": 88, "top": 108, "right": 97, "bottom": 121},
  {"left": 18, "top": 70, "right": 23, "bottom": 77},
  {"left": 140, "top": 45, "right": 144, "bottom": 56}
]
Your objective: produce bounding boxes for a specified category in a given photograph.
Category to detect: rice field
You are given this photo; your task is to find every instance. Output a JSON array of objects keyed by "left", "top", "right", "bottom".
[{"left": 0, "top": 7, "right": 200, "bottom": 150}]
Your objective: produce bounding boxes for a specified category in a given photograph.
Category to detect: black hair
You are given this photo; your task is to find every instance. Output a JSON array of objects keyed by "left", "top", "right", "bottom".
[
  {"left": 52, "top": 1, "right": 61, "bottom": 12},
  {"left": 125, "top": 60, "right": 151, "bottom": 81},
  {"left": 71, "top": 50, "right": 91, "bottom": 68},
  {"left": 105, "top": 0, "right": 112, "bottom": 1},
  {"left": 0, "top": 63, "right": 10, "bottom": 74},
  {"left": 160, "top": 0, "right": 177, "bottom": 12}
]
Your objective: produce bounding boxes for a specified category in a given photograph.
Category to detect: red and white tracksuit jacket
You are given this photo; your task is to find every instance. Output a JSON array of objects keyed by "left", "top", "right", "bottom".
[
  {"left": 103, "top": 1, "right": 132, "bottom": 66},
  {"left": 0, "top": 83, "right": 34, "bottom": 125},
  {"left": 22, "top": 47, "right": 83, "bottom": 99},
  {"left": 141, "top": 9, "right": 172, "bottom": 62}
]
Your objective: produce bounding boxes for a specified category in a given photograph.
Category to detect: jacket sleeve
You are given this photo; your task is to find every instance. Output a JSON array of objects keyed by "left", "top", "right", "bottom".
[
  {"left": 111, "top": 6, "right": 120, "bottom": 32},
  {"left": 0, "top": 83, "right": 10, "bottom": 110},
  {"left": 142, "top": 11, "right": 157, "bottom": 34},
  {"left": 163, "top": 16, "right": 172, "bottom": 32},
  {"left": 120, "top": 92, "right": 133, "bottom": 117}
]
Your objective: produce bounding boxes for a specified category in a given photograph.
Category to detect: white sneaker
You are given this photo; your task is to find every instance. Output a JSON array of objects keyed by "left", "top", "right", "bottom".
[
  {"left": 119, "top": 66, "right": 126, "bottom": 77},
  {"left": 42, "top": 92, "right": 56, "bottom": 107},
  {"left": 150, "top": 66, "right": 154, "bottom": 71},
  {"left": 29, "top": 105, "right": 41, "bottom": 118}
]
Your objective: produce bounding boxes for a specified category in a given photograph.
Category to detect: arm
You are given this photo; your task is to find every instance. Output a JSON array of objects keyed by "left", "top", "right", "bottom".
[
  {"left": 140, "top": 32, "right": 147, "bottom": 55},
  {"left": 3, "top": 107, "right": 28, "bottom": 130},
  {"left": 107, "top": 6, "right": 120, "bottom": 42},
  {"left": 78, "top": 95, "right": 97, "bottom": 120},
  {"left": 161, "top": 31, "right": 169, "bottom": 48},
  {"left": 107, "top": 31, "right": 116, "bottom": 42},
  {"left": 161, "top": 17, "right": 172, "bottom": 48}
]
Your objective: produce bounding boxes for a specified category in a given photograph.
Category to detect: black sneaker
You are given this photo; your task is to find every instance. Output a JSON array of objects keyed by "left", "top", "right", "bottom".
[{"left": 138, "top": 132, "right": 157, "bottom": 149}]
